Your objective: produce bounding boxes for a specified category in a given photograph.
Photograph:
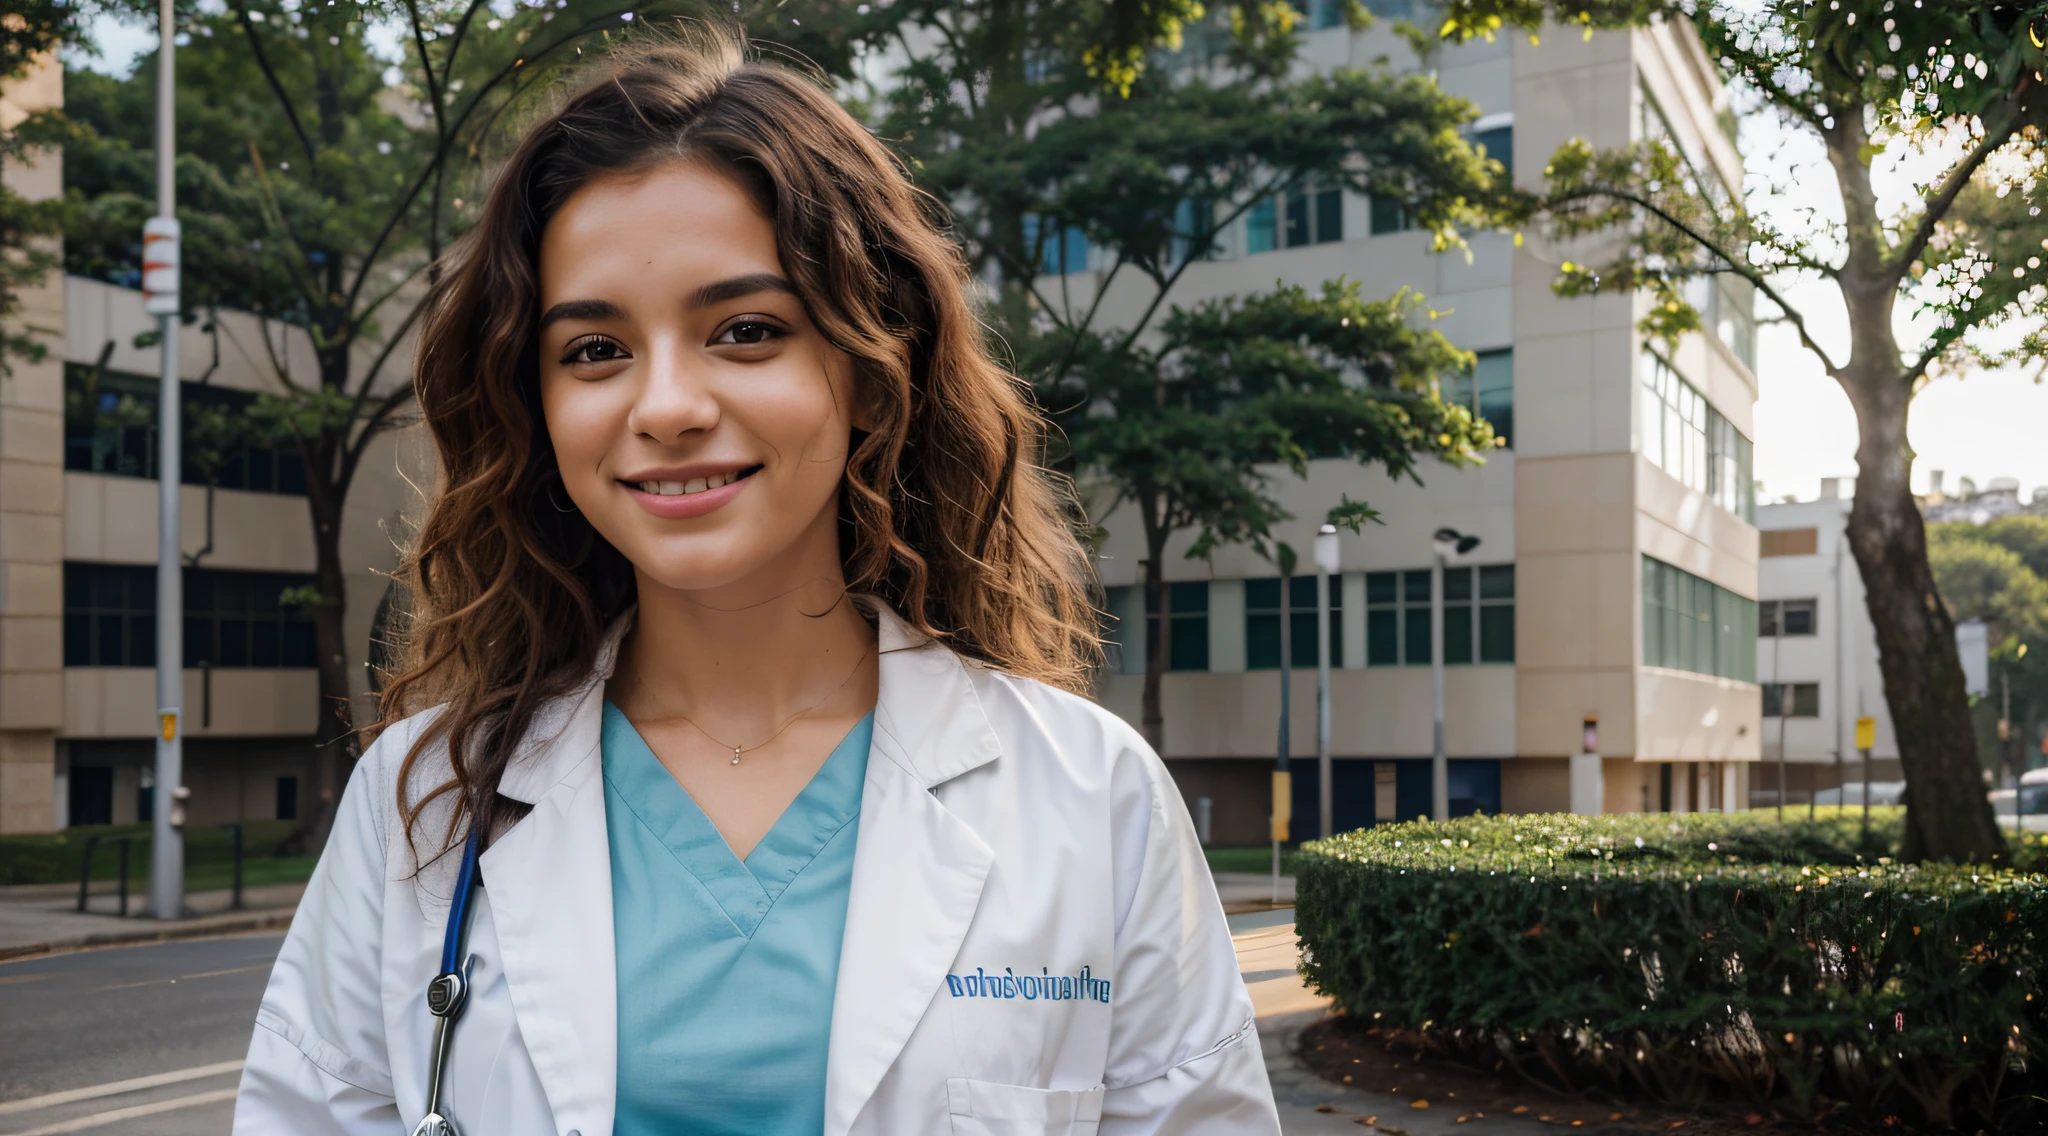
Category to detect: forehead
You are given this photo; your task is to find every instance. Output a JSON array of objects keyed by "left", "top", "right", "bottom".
[{"left": 537, "top": 161, "right": 780, "bottom": 303}]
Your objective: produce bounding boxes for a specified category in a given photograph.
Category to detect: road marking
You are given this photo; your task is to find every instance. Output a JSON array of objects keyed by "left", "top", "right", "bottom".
[
  {"left": 102, "top": 962, "right": 272, "bottom": 991},
  {"left": 1, "top": 1087, "right": 238, "bottom": 1135},
  {"left": 0, "top": 1062, "right": 242, "bottom": 1117}
]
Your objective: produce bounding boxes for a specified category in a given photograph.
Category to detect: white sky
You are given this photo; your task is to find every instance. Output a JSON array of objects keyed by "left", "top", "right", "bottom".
[{"left": 70, "top": 19, "right": 2048, "bottom": 508}]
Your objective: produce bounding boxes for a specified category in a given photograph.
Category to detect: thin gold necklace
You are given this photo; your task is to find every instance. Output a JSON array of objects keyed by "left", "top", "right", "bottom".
[{"left": 673, "top": 641, "right": 877, "bottom": 765}]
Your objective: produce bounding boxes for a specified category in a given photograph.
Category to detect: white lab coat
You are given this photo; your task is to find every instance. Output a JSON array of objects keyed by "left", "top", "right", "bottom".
[{"left": 234, "top": 601, "right": 1279, "bottom": 1135}]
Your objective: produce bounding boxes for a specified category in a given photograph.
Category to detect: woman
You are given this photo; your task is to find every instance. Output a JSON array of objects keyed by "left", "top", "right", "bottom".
[{"left": 235, "top": 29, "right": 1276, "bottom": 1136}]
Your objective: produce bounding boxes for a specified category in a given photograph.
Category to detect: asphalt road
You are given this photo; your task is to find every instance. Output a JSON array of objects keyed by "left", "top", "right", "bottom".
[{"left": 0, "top": 933, "right": 282, "bottom": 1136}]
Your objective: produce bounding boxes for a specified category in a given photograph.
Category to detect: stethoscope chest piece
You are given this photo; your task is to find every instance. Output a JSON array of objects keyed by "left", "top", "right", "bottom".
[
  {"left": 416, "top": 828, "right": 484, "bottom": 1136},
  {"left": 410, "top": 1112, "right": 458, "bottom": 1136}
]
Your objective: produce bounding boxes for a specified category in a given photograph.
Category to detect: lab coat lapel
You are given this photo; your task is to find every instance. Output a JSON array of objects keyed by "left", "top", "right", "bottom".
[
  {"left": 824, "top": 605, "right": 1001, "bottom": 1136},
  {"left": 479, "top": 617, "right": 629, "bottom": 1136}
]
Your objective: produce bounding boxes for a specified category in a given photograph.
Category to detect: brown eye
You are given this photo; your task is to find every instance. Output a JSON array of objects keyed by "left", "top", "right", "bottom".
[
  {"left": 561, "top": 337, "right": 629, "bottom": 365},
  {"left": 716, "top": 320, "right": 787, "bottom": 346}
]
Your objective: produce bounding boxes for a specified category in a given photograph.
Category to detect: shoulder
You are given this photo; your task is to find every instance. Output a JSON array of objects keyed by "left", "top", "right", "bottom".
[
  {"left": 965, "top": 665, "right": 1181, "bottom": 817},
  {"left": 348, "top": 703, "right": 455, "bottom": 860}
]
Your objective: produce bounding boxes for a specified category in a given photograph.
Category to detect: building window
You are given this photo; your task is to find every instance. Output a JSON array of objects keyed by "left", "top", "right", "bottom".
[
  {"left": 1686, "top": 274, "right": 1757, "bottom": 372},
  {"left": 1641, "top": 351, "right": 1754, "bottom": 522},
  {"left": 64, "top": 562, "right": 318, "bottom": 668},
  {"left": 1246, "top": 197, "right": 1277, "bottom": 255},
  {"left": 1170, "top": 198, "right": 1216, "bottom": 267},
  {"left": 185, "top": 569, "right": 320, "bottom": 669},
  {"left": 1245, "top": 575, "right": 1342, "bottom": 669},
  {"left": 1022, "top": 214, "right": 1088, "bottom": 275},
  {"left": 64, "top": 562, "right": 156, "bottom": 667},
  {"left": 1641, "top": 555, "right": 1757, "bottom": 682},
  {"left": 1365, "top": 564, "right": 1515, "bottom": 666},
  {"left": 1471, "top": 124, "right": 1512, "bottom": 181},
  {"left": 63, "top": 365, "right": 308, "bottom": 494},
  {"left": 276, "top": 776, "right": 299, "bottom": 821},
  {"left": 1759, "top": 599, "right": 1817, "bottom": 637},
  {"left": 1369, "top": 196, "right": 1413, "bottom": 235},
  {"left": 1443, "top": 348, "right": 1513, "bottom": 448},
  {"left": 1145, "top": 581, "right": 1210, "bottom": 671},
  {"left": 1763, "top": 682, "right": 1820, "bottom": 718}
]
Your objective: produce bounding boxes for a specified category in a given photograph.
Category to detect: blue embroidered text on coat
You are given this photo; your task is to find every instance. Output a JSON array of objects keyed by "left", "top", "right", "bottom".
[{"left": 944, "top": 966, "right": 1112, "bottom": 1004}]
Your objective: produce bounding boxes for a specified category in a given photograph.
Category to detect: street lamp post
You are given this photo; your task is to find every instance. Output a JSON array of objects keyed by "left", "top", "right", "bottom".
[
  {"left": 1431, "top": 528, "right": 1480, "bottom": 822},
  {"left": 1314, "top": 525, "right": 1339, "bottom": 839},
  {"left": 144, "top": 0, "right": 185, "bottom": 921}
]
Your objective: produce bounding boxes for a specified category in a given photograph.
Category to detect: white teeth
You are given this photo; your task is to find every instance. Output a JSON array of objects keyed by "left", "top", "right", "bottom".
[{"left": 638, "top": 473, "right": 741, "bottom": 496}]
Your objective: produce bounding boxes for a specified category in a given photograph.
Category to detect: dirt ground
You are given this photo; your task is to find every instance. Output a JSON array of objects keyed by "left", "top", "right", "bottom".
[{"left": 1295, "top": 1016, "right": 1924, "bottom": 1135}]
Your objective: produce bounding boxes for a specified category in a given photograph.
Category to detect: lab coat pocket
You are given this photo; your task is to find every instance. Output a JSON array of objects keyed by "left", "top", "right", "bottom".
[{"left": 946, "top": 1078, "right": 1105, "bottom": 1136}]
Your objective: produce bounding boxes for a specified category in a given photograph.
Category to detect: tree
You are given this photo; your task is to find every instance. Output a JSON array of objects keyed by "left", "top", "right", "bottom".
[
  {"left": 1436, "top": 0, "right": 2043, "bottom": 862},
  {"left": 0, "top": 0, "right": 70, "bottom": 375},
  {"left": 869, "top": 1, "right": 1507, "bottom": 747},
  {"left": 1929, "top": 517, "right": 2048, "bottom": 786},
  {"left": 46, "top": 0, "right": 863, "bottom": 847}
]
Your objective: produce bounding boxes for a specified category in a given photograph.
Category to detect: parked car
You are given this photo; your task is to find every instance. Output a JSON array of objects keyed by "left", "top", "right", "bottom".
[{"left": 1813, "top": 781, "right": 1908, "bottom": 806}]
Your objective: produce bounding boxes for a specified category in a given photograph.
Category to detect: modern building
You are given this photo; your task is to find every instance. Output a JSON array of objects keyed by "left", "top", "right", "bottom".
[
  {"left": 1072, "top": 7, "right": 1763, "bottom": 843},
  {"left": 1750, "top": 484, "right": 1901, "bottom": 807},
  {"left": 0, "top": 57, "right": 420, "bottom": 834}
]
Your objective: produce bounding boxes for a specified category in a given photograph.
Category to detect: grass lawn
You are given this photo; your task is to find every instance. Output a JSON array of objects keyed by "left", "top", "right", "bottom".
[
  {"left": 1, "top": 820, "right": 318, "bottom": 890},
  {"left": 1203, "top": 845, "right": 1305, "bottom": 875}
]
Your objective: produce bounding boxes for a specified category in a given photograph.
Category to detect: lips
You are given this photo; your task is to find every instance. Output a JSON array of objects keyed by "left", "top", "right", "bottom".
[{"left": 618, "top": 464, "right": 761, "bottom": 520}]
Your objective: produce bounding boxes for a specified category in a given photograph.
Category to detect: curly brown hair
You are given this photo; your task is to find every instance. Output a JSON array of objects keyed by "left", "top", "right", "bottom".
[{"left": 379, "top": 27, "right": 1099, "bottom": 853}]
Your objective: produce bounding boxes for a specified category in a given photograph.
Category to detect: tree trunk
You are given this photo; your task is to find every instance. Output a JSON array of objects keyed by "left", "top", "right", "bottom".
[
  {"left": 1139, "top": 496, "right": 1170, "bottom": 753},
  {"left": 277, "top": 436, "right": 357, "bottom": 856},
  {"left": 1842, "top": 367, "right": 2007, "bottom": 864}
]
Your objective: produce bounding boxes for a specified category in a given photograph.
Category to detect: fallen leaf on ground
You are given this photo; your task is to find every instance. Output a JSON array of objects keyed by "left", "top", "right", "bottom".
[
  {"left": 1316, "top": 1103, "right": 1337, "bottom": 1113},
  {"left": 1411, "top": 1099, "right": 1430, "bottom": 1109}
]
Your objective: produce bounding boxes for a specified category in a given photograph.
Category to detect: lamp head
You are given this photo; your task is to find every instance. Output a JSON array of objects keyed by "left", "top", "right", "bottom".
[{"left": 1313, "top": 523, "right": 1340, "bottom": 573}]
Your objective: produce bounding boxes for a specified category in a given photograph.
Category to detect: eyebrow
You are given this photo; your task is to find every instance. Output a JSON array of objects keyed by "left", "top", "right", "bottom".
[
  {"left": 537, "top": 298, "right": 627, "bottom": 330},
  {"left": 691, "top": 272, "right": 798, "bottom": 309}
]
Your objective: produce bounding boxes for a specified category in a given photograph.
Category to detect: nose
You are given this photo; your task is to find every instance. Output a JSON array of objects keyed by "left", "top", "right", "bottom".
[{"left": 625, "top": 342, "right": 721, "bottom": 442}]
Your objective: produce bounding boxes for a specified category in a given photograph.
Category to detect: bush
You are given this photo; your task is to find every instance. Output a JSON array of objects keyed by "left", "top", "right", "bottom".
[{"left": 1296, "top": 811, "right": 2047, "bottom": 1131}]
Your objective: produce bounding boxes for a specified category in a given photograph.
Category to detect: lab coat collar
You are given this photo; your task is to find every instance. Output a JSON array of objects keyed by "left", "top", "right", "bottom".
[{"left": 494, "top": 596, "right": 1004, "bottom": 802}]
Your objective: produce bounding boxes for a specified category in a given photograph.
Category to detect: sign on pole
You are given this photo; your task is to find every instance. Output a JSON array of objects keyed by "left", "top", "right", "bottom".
[
  {"left": 142, "top": 217, "right": 180, "bottom": 315},
  {"left": 1855, "top": 716, "right": 1877, "bottom": 751}
]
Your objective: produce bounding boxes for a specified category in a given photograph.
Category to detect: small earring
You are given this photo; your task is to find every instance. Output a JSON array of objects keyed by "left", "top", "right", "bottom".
[{"left": 545, "top": 481, "right": 579, "bottom": 513}]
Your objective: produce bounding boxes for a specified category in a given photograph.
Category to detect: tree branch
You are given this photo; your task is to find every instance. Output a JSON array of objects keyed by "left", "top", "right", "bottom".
[
  {"left": 1887, "top": 102, "right": 2019, "bottom": 283},
  {"left": 227, "top": 0, "right": 317, "bottom": 166}
]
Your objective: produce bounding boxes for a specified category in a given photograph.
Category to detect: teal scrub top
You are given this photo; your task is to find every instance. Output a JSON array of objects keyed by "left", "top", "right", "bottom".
[{"left": 601, "top": 700, "right": 873, "bottom": 1136}]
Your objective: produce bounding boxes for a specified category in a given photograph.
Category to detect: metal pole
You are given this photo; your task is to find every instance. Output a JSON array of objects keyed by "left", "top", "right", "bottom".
[
  {"left": 1316, "top": 567, "right": 1332, "bottom": 840},
  {"left": 148, "top": 0, "right": 185, "bottom": 922},
  {"left": 1431, "top": 552, "right": 1448, "bottom": 822},
  {"left": 1276, "top": 555, "right": 1292, "bottom": 905},
  {"left": 1774, "top": 619, "right": 1785, "bottom": 822}
]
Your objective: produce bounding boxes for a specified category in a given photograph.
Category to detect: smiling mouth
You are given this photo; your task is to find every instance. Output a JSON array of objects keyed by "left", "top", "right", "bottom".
[{"left": 624, "top": 465, "right": 763, "bottom": 498}]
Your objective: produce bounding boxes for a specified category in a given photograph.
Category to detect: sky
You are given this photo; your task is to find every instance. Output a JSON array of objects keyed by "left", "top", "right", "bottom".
[{"left": 68, "top": 18, "right": 2048, "bottom": 509}]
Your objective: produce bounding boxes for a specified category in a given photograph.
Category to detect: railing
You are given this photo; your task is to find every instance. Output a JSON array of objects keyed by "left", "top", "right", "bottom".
[
  {"left": 75, "top": 823, "right": 247, "bottom": 916},
  {"left": 76, "top": 835, "right": 134, "bottom": 916}
]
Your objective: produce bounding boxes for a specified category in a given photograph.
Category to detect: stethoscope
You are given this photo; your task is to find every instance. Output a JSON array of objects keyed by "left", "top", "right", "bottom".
[{"left": 410, "top": 828, "right": 484, "bottom": 1136}]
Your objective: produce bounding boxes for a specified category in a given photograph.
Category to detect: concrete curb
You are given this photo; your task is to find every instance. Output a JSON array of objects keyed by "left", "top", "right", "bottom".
[{"left": 0, "top": 905, "right": 298, "bottom": 963}]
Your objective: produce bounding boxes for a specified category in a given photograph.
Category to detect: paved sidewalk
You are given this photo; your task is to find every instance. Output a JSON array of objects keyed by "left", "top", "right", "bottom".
[
  {"left": 0, "top": 881, "right": 304, "bottom": 961},
  {"left": 1230, "top": 907, "right": 1552, "bottom": 1135}
]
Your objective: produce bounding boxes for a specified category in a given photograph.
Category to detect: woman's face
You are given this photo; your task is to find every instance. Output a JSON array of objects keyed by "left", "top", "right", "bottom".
[{"left": 536, "top": 161, "right": 858, "bottom": 597}]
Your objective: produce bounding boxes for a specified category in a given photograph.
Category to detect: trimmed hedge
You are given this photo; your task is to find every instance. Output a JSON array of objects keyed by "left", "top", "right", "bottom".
[{"left": 1296, "top": 810, "right": 2047, "bottom": 1130}]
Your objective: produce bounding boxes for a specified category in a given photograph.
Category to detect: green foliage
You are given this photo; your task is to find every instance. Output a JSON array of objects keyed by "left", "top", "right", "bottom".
[
  {"left": 1932, "top": 516, "right": 2048, "bottom": 778},
  {"left": 1297, "top": 811, "right": 2048, "bottom": 1129},
  {"left": 1038, "top": 281, "right": 1491, "bottom": 565},
  {"left": 0, "top": 0, "right": 67, "bottom": 377}
]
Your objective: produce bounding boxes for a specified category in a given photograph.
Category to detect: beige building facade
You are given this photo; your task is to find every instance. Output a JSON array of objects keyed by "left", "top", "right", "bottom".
[
  {"left": 1076, "top": 13, "right": 1762, "bottom": 843},
  {"left": 0, "top": 57, "right": 419, "bottom": 833}
]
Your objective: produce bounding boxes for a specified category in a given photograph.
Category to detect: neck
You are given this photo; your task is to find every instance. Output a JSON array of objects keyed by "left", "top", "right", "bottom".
[{"left": 611, "top": 555, "right": 877, "bottom": 738}]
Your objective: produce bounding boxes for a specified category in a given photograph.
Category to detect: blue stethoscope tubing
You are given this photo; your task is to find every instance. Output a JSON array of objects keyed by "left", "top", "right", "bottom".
[{"left": 411, "top": 827, "right": 484, "bottom": 1136}]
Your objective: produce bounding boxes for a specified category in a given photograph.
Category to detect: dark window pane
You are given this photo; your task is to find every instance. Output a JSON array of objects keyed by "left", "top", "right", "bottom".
[
  {"left": 1289, "top": 573, "right": 1323, "bottom": 609},
  {"left": 252, "top": 618, "right": 281, "bottom": 667},
  {"left": 1366, "top": 572, "right": 1397, "bottom": 606},
  {"left": 185, "top": 615, "right": 209, "bottom": 667},
  {"left": 247, "top": 448, "right": 275, "bottom": 493},
  {"left": 1245, "top": 577, "right": 1280, "bottom": 611},
  {"left": 1368, "top": 610, "right": 1399, "bottom": 666},
  {"left": 128, "top": 615, "right": 154, "bottom": 667},
  {"left": 1403, "top": 570, "right": 1432, "bottom": 605},
  {"left": 1763, "top": 683, "right": 1784, "bottom": 717},
  {"left": 1314, "top": 188, "right": 1342, "bottom": 243},
  {"left": 1479, "top": 563, "right": 1515, "bottom": 600},
  {"left": 1758, "top": 600, "right": 1779, "bottom": 637},
  {"left": 1792, "top": 683, "right": 1820, "bottom": 717},
  {"left": 1246, "top": 613, "right": 1281, "bottom": 670},
  {"left": 1284, "top": 191, "right": 1310, "bottom": 248},
  {"left": 96, "top": 616, "right": 123, "bottom": 667},
  {"left": 1443, "top": 606, "right": 1473, "bottom": 665},
  {"left": 276, "top": 776, "right": 298, "bottom": 821},
  {"left": 1169, "top": 615, "right": 1208, "bottom": 671},
  {"left": 1404, "top": 606, "right": 1431, "bottom": 666},
  {"left": 1472, "top": 124, "right": 1513, "bottom": 179},
  {"left": 1370, "top": 196, "right": 1409, "bottom": 235},
  {"left": 1443, "top": 566, "right": 1473, "bottom": 603},
  {"left": 278, "top": 451, "right": 307, "bottom": 496},
  {"left": 1479, "top": 604, "right": 1516, "bottom": 662},
  {"left": 284, "top": 620, "right": 316, "bottom": 667},
  {"left": 1782, "top": 600, "right": 1815, "bottom": 636},
  {"left": 65, "top": 613, "right": 90, "bottom": 666},
  {"left": 220, "top": 619, "right": 250, "bottom": 667}
]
